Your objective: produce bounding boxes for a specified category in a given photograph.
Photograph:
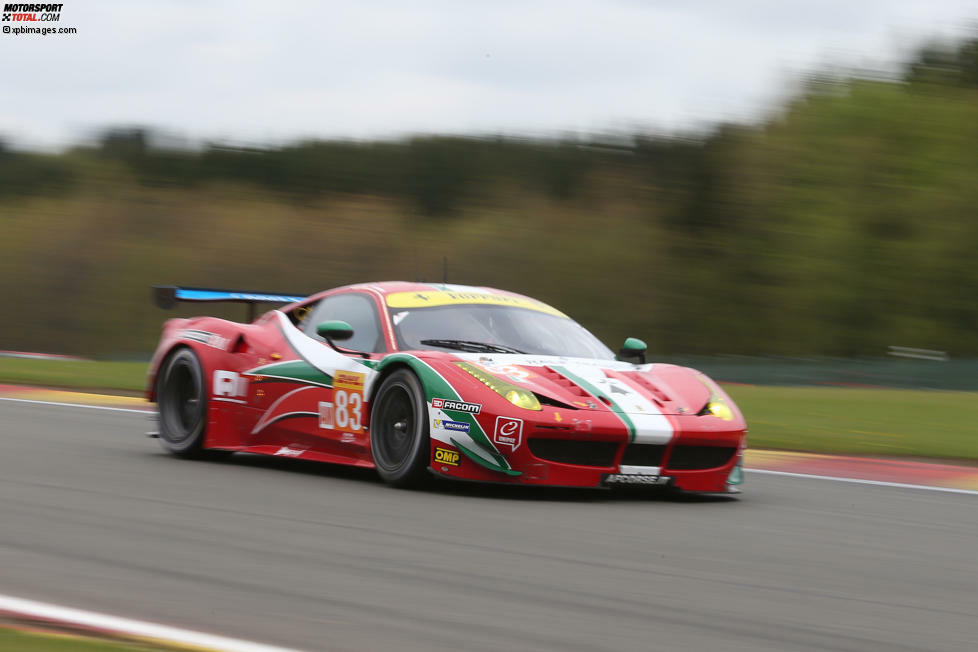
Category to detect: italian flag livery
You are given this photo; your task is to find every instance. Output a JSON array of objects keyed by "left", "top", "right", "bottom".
[{"left": 148, "top": 281, "right": 747, "bottom": 493}]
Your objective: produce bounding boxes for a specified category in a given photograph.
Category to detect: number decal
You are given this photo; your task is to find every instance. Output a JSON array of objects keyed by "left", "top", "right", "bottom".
[
  {"left": 333, "top": 371, "right": 366, "bottom": 433},
  {"left": 348, "top": 392, "right": 362, "bottom": 431},
  {"left": 335, "top": 390, "right": 349, "bottom": 429}
]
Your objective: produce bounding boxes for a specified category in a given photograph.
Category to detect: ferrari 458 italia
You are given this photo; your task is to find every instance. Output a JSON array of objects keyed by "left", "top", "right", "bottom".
[{"left": 148, "top": 282, "right": 746, "bottom": 493}]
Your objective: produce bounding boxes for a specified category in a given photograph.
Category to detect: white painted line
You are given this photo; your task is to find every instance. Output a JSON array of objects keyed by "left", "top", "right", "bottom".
[
  {"left": 0, "top": 397, "right": 150, "bottom": 414},
  {"left": 746, "top": 468, "right": 978, "bottom": 496},
  {"left": 0, "top": 594, "right": 300, "bottom": 652}
]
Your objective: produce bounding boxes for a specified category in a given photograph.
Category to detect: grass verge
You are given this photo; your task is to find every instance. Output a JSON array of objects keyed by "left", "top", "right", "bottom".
[
  {"left": 0, "top": 359, "right": 147, "bottom": 393},
  {"left": 0, "top": 625, "right": 151, "bottom": 651},
  {"left": 723, "top": 384, "right": 977, "bottom": 461},
  {"left": 1, "top": 358, "right": 975, "bottom": 461}
]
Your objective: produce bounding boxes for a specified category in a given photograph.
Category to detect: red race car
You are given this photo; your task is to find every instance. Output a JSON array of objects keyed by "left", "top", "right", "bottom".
[{"left": 148, "top": 282, "right": 746, "bottom": 493}]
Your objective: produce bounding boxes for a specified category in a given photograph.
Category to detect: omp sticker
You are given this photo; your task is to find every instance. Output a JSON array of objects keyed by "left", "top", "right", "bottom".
[
  {"left": 385, "top": 290, "right": 566, "bottom": 317},
  {"left": 434, "top": 447, "right": 461, "bottom": 467},
  {"left": 333, "top": 371, "right": 365, "bottom": 433},
  {"left": 494, "top": 416, "right": 523, "bottom": 451}
]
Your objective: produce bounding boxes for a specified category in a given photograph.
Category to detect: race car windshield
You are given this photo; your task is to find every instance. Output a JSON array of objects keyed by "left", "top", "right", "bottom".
[{"left": 390, "top": 304, "right": 615, "bottom": 359}]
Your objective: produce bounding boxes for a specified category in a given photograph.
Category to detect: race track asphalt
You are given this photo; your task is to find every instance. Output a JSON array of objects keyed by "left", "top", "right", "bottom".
[{"left": 1, "top": 400, "right": 975, "bottom": 652}]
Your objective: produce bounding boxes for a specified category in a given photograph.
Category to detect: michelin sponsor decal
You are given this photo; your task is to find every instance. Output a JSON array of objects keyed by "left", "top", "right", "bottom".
[{"left": 433, "top": 418, "right": 470, "bottom": 433}]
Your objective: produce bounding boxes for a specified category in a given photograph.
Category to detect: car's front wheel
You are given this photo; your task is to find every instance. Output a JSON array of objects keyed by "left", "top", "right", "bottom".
[
  {"left": 369, "top": 369, "right": 431, "bottom": 487},
  {"left": 156, "top": 348, "right": 212, "bottom": 458}
]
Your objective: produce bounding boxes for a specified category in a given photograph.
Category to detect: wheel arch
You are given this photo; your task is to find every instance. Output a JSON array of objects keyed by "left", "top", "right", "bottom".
[
  {"left": 149, "top": 342, "right": 197, "bottom": 402},
  {"left": 368, "top": 355, "right": 431, "bottom": 405}
]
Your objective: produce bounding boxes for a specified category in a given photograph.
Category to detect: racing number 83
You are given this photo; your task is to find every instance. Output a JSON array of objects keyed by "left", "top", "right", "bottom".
[
  {"left": 333, "top": 371, "right": 366, "bottom": 433},
  {"left": 334, "top": 387, "right": 362, "bottom": 431}
]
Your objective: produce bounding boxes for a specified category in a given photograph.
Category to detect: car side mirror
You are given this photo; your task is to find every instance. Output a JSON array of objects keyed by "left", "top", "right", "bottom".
[
  {"left": 617, "top": 337, "right": 647, "bottom": 364},
  {"left": 317, "top": 320, "right": 354, "bottom": 341},
  {"left": 316, "top": 320, "right": 370, "bottom": 359}
]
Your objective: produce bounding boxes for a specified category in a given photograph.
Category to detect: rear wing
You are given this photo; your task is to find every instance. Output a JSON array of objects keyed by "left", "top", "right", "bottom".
[{"left": 153, "top": 285, "right": 308, "bottom": 321}]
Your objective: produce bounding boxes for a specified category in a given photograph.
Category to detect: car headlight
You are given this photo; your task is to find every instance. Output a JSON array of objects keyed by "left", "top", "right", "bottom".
[
  {"left": 455, "top": 361, "right": 542, "bottom": 411},
  {"left": 696, "top": 375, "right": 734, "bottom": 421}
]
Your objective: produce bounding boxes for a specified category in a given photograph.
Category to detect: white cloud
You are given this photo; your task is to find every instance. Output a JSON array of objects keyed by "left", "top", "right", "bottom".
[{"left": 1, "top": 0, "right": 976, "bottom": 148}]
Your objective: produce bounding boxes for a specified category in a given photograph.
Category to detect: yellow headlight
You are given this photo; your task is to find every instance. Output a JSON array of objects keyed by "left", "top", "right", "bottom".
[
  {"left": 696, "top": 374, "right": 735, "bottom": 421},
  {"left": 456, "top": 362, "right": 542, "bottom": 411},
  {"left": 505, "top": 389, "right": 541, "bottom": 410},
  {"left": 708, "top": 401, "right": 733, "bottom": 421}
]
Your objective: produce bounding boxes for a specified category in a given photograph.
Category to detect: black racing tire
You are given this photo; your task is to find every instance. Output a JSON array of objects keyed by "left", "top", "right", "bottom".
[
  {"left": 156, "top": 347, "right": 219, "bottom": 459},
  {"left": 369, "top": 369, "right": 431, "bottom": 488}
]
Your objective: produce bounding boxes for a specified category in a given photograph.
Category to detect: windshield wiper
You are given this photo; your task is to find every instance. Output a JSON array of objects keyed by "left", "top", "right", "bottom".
[{"left": 419, "top": 339, "right": 525, "bottom": 354}]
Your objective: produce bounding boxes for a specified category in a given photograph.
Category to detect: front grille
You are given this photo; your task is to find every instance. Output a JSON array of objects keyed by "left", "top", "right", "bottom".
[
  {"left": 528, "top": 438, "right": 619, "bottom": 467},
  {"left": 620, "top": 444, "right": 666, "bottom": 467},
  {"left": 665, "top": 446, "right": 737, "bottom": 470}
]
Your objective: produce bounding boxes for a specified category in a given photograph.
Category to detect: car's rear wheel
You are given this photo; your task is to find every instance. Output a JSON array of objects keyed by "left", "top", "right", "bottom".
[
  {"left": 156, "top": 348, "right": 215, "bottom": 459},
  {"left": 369, "top": 369, "right": 430, "bottom": 487}
]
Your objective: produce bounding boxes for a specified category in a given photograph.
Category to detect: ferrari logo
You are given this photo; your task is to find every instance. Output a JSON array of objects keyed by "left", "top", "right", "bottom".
[{"left": 553, "top": 412, "right": 562, "bottom": 422}]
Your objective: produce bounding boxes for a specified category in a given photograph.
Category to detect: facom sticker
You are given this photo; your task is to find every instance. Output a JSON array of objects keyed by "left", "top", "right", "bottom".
[{"left": 431, "top": 398, "right": 481, "bottom": 414}]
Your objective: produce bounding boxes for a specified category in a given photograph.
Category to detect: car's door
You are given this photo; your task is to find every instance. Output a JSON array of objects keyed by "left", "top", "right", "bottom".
[{"left": 256, "top": 291, "right": 387, "bottom": 459}]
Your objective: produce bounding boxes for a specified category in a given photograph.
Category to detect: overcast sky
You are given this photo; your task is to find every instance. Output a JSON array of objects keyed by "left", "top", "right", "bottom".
[{"left": 2, "top": 0, "right": 977, "bottom": 149}]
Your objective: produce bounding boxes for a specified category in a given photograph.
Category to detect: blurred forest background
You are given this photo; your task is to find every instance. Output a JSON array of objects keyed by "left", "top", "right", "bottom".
[{"left": 1, "top": 37, "right": 977, "bottom": 362}]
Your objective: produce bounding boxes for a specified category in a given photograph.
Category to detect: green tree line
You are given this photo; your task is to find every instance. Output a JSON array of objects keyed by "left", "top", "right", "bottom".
[{"left": 1, "top": 37, "right": 977, "bottom": 357}]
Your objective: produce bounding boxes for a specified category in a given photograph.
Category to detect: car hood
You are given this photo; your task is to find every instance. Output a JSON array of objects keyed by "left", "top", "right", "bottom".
[{"left": 427, "top": 352, "right": 714, "bottom": 416}]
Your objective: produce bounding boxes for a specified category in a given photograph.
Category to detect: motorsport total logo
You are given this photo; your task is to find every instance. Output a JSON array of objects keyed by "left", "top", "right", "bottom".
[{"left": 2, "top": 3, "right": 63, "bottom": 21}]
